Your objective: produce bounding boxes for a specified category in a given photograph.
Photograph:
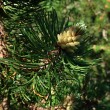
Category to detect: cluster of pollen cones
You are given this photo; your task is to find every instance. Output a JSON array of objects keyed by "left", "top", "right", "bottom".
[{"left": 57, "top": 27, "right": 80, "bottom": 52}]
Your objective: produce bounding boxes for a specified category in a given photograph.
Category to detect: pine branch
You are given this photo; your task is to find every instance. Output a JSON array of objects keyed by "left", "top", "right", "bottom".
[{"left": 0, "top": 8, "right": 98, "bottom": 109}]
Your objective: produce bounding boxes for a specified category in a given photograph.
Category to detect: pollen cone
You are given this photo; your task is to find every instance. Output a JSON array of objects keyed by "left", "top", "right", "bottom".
[{"left": 57, "top": 27, "right": 80, "bottom": 52}]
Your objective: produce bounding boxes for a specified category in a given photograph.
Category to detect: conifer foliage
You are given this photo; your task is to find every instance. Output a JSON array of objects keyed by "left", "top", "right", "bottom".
[{"left": 1, "top": 0, "right": 108, "bottom": 110}]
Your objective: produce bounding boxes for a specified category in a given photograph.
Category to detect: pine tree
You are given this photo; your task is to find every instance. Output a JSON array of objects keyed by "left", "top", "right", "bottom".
[{"left": 1, "top": 0, "right": 109, "bottom": 110}]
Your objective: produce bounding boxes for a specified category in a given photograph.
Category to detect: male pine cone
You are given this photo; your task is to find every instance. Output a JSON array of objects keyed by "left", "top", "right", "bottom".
[{"left": 57, "top": 27, "right": 80, "bottom": 52}]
